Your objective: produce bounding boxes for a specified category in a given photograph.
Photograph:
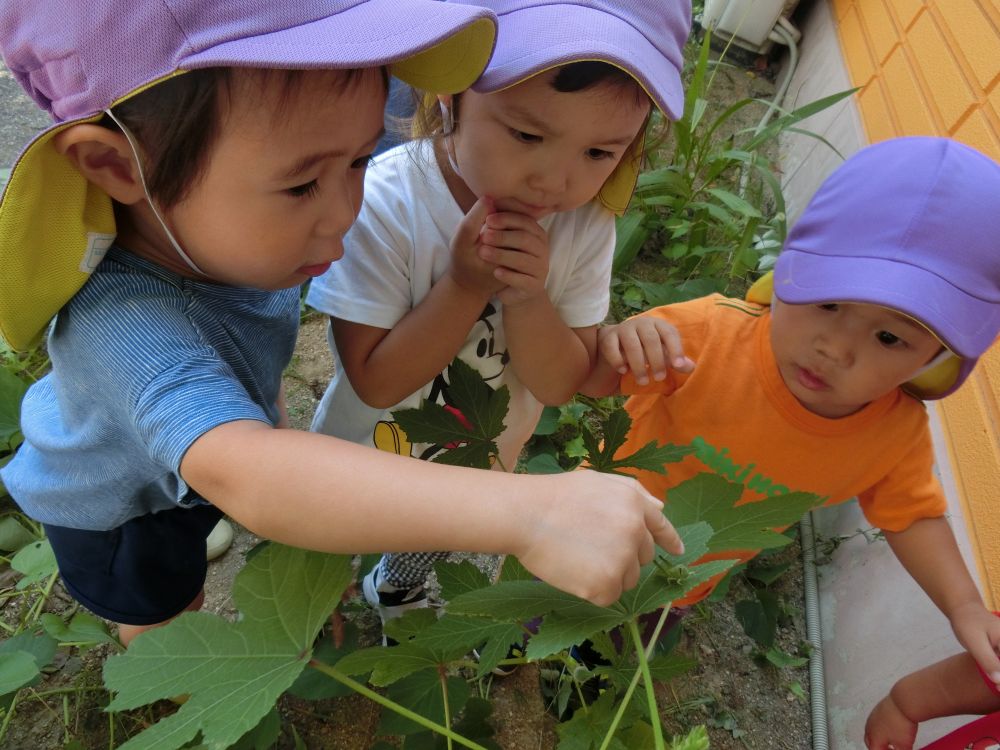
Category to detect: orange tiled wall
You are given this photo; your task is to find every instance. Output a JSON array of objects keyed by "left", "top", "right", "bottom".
[{"left": 832, "top": 0, "right": 1000, "bottom": 606}]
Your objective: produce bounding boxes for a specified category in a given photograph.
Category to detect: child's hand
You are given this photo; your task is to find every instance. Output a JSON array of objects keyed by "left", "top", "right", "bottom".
[
  {"left": 864, "top": 693, "right": 917, "bottom": 750},
  {"left": 513, "top": 471, "right": 683, "bottom": 607},
  {"left": 448, "top": 195, "right": 506, "bottom": 298},
  {"left": 476, "top": 210, "right": 550, "bottom": 307},
  {"left": 950, "top": 602, "right": 1000, "bottom": 684},
  {"left": 598, "top": 317, "right": 695, "bottom": 386}
]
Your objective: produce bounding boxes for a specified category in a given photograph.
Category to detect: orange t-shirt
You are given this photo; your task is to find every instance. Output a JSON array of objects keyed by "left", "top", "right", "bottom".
[{"left": 617, "top": 295, "right": 946, "bottom": 603}]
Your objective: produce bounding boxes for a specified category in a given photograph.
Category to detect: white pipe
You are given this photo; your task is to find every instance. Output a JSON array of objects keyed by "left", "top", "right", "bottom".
[{"left": 801, "top": 511, "right": 830, "bottom": 750}]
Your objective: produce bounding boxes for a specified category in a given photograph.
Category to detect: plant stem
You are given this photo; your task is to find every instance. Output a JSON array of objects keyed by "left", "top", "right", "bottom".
[
  {"left": 440, "top": 668, "right": 454, "bottom": 750},
  {"left": 309, "top": 661, "right": 488, "bottom": 750},
  {"left": 597, "top": 606, "right": 675, "bottom": 750},
  {"left": 628, "top": 619, "right": 665, "bottom": 750},
  {"left": 0, "top": 691, "right": 18, "bottom": 744}
]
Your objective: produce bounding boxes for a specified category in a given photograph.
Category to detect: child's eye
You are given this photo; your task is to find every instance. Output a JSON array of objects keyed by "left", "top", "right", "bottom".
[
  {"left": 509, "top": 128, "right": 541, "bottom": 144},
  {"left": 876, "top": 330, "right": 903, "bottom": 347},
  {"left": 818, "top": 303, "right": 839, "bottom": 312},
  {"left": 587, "top": 148, "right": 615, "bottom": 160},
  {"left": 287, "top": 180, "right": 319, "bottom": 198},
  {"left": 351, "top": 154, "right": 376, "bottom": 170}
]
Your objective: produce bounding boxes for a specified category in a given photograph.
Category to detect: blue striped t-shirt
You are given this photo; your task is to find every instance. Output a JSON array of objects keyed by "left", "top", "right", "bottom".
[{"left": 1, "top": 247, "right": 299, "bottom": 530}]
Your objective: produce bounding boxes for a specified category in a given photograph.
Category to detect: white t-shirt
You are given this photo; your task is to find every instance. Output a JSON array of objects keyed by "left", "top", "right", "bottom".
[{"left": 306, "top": 140, "right": 615, "bottom": 470}]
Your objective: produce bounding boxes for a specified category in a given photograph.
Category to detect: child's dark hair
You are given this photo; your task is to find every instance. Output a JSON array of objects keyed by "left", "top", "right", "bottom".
[
  {"left": 106, "top": 67, "right": 386, "bottom": 209},
  {"left": 411, "top": 60, "right": 649, "bottom": 138}
]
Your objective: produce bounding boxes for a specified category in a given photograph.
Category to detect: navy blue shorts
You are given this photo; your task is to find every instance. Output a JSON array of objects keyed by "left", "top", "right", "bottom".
[{"left": 44, "top": 503, "right": 223, "bottom": 626}]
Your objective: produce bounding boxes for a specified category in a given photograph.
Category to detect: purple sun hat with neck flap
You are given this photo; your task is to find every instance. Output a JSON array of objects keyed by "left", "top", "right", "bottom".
[
  {"left": 445, "top": 0, "right": 692, "bottom": 215},
  {"left": 0, "top": 0, "right": 499, "bottom": 352},
  {"left": 774, "top": 136, "right": 1000, "bottom": 399}
]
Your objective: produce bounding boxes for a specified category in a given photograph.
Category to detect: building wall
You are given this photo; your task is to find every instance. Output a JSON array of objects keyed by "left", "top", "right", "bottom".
[
  {"left": 776, "top": 0, "right": 999, "bottom": 743},
  {"left": 829, "top": 0, "right": 1000, "bottom": 608}
]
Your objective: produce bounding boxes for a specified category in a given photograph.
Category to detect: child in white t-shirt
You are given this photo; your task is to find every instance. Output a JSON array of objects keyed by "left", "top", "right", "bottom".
[{"left": 306, "top": 0, "right": 693, "bottom": 627}]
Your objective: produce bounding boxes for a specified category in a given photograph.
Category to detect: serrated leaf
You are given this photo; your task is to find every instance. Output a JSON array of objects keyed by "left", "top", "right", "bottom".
[
  {"left": 229, "top": 708, "right": 282, "bottom": 750},
  {"left": 377, "top": 671, "right": 470, "bottom": 737},
  {"left": 336, "top": 643, "right": 441, "bottom": 686},
  {"left": 497, "top": 555, "right": 533, "bottom": 583},
  {"left": 619, "top": 559, "right": 735, "bottom": 618},
  {"left": 383, "top": 608, "right": 440, "bottom": 643},
  {"left": 583, "top": 410, "right": 693, "bottom": 476},
  {"left": 666, "top": 473, "right": 821, "bottom": 552},
  {"left": 443, "top": 358, "right": 508, "bottom": 443},
  {"left": 287, "top": 624, "right": 360, "bottom": 700},
  {"left": 525, "top": 607, "right": 627, "bottom": 661},
  {"left": 393, "top": 402, "right": 476, "bottom": 446},
  {"left": 103, "top": 545, "right": 353, "bottom": 750},
  {"left": 431, "top": 441, "right": 495, "bottom": 470},
  {"left": 434, "top": 561, "right": 490, "bottom": 600},
  {"left": 556, "top": 689, "right": 631, "bottom": 750},
  {"left": 446, "top": 579, "right": 594, "bottom": 623}
]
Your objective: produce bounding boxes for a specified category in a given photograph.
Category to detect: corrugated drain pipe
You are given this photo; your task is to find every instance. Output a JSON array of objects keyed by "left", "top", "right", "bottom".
[{"left": 801, "top": 510, "right": 830, "bottom": 750}]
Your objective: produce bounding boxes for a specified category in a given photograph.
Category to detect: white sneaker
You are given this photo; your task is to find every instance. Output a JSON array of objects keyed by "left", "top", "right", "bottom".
[
  {"left": 205, "top": 519, "right": 234, "bottom": 561},
  {"left": 362, "top": 567, "right": 428, "bottom": 644}
]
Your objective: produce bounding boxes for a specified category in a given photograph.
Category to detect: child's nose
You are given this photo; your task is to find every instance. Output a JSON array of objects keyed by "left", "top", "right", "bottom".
[
  {"left": 816, "top": 333, "right": 854, "bottom": 367},
  {"left": 527, "top": 159, "right": 569, "bottom": 196}
]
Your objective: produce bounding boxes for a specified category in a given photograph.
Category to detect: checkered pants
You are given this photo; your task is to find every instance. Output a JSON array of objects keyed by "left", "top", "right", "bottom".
[{"left": 379, "top": 551, "right": 451, "bottom": 589}]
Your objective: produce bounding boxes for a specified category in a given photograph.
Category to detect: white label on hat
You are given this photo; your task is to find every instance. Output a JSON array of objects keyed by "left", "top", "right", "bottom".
[{"left": 80, "top": 232, "right": 116, "bottom": 273}]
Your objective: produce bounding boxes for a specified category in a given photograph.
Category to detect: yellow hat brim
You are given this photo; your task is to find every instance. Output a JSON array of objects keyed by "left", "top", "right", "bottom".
[
  {"left": 391, "top": 18, "right": 495, "bottom": 94},
  {"left": 0, "top": 118, "right": 116, "bottom": 352}
]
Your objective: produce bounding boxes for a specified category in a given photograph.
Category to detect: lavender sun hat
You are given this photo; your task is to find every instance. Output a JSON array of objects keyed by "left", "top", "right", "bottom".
[
  {"left": 0, "top": 0, "right": 499, "bottom": 352},
  {"left": 446, "top": 0, "right": 693, "bottom": 214},
  {"left": 774, "top": 136, "right": 1000, "bottom": 399}
]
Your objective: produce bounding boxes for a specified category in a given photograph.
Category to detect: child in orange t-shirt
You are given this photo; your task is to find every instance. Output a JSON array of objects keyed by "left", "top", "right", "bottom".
[{"left": 582, "top": 137, "right": 1000, "bottom": 684}]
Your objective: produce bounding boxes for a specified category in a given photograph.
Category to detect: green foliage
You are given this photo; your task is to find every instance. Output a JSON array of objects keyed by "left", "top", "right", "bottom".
[
  {"left": 393, "top": 358, "right": 509, "bottom": 470},
  {"left": 93, "top": 362, "right": 828, "bottom": 748},
  {"left": 612, "top": 31, "right": 855, "bottom": 311},
  {"left": 104, "top": 545, "right": 353, "bottom": 750}
]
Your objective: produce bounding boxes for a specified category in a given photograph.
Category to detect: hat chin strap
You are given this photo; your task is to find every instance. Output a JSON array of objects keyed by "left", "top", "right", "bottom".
[{"left": 104, "top": 109, "right": 207, "bottom": 277}]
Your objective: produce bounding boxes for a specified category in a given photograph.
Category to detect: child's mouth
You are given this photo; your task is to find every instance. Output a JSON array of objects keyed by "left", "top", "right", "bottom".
[
  {"left": 796, "top": 366, "right": 830, "bottom": 391},
  {"left": 298, "top": 262, "right": 332, "bottom": 277}
]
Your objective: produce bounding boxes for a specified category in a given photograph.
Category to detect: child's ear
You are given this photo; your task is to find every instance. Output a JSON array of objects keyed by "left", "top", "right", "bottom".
[{"left": 52, "top": 124, "right": 146, "bottom": 205}]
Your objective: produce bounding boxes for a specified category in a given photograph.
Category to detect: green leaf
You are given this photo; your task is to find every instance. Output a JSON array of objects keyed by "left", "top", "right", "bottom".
[
  {"left": 11, "top": 538, "right": 57, "bottom": 589},
  {"left": 556, "top": 689, "right": 631, "bottom": 750},
  {"left": 524, "top": 453, "right": 565, "bottom": 474},
  {"left": 526, "top": 608, "right": 627, "bottom": 661},
  {"left": 229, "top": 708, "right": 282, "bottom": 750},
  {"left": 533, "top": 406, "right": 561, "bottom": 435},
  {"left": 444, "top": 358, "right": 509, "bottom": 443},
  {"left": 612, "top": 213, "right": 650, "bottom": 274},
  {"left": 103, "top": 545, "right": 353, "bottom": 750},
  {"left": 665, "top": 473, "right": 822, "bottom": 553},
  {"left": 0, "top": 631, "right": 58, "bottom": 668},
  {"left": 446, "top": 579, "right": 591, "bottom": 623},
  {"left": 0, "top": 367, "right": 28, "bottom": 447},
  {"left": 41, "top": 611, "right": 117, "bottom": 648},
  {"left": 336, "top": 643, "right": 442, "bottom": 686},
  {"left": 497, "top": 555, "right": 533, "bottom": 583},
  {"left": 583, "top": 410, "right": 693, "bottom": 476},
  {"left": 434, "top": 560, "right": 491, "bottom": 600},
  {"left": 0, "top": 652, "right": 39, "bottom": 695},
  {"left": 430, "top": 441, "right": 494, "bottom": 470},
  {"left": 705, "top": 187, "right": 762, "bottom": 219},
  {"left": 377, "top": 671, "right": 470, "bottom": 737},
  {"left": 0, "top": 515, "right": 39, "bottom": 552},
  {"left": 287, "top": 624, "right": 360, "bottom": 700},
  {"left": 764, "top": 647, "right": 809, "bottom": 669}
]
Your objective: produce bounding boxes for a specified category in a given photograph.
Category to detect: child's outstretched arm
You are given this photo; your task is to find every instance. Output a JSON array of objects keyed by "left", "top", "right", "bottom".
[
  {"left": 865, "top": 652, "right": 1000, "bottom": 750},
  {"left": 580, "top": 316, "right": 695, "bottom": 397},
  {"left": 181, "top": 419, "right": 683, "bottom": 606},
  {"left": 885, "top": 517, "right": 1000, "bottom": 684},
  {"left": 335, "top": 196, "right": 505, "bottom": 409}
]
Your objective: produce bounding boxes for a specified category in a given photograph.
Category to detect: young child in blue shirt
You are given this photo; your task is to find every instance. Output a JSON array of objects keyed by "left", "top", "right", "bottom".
[
  {"left": 0, "top": 0, "right": 682, "bottom": 647},
  {"left": 304, "top": 0, "right": 693, "bottom": 629}
]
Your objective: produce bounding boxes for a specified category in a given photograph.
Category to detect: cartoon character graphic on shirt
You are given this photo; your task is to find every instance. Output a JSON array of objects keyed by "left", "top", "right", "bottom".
[{"left": 373, "top": 302, "right": 509, "bottom": 460}]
